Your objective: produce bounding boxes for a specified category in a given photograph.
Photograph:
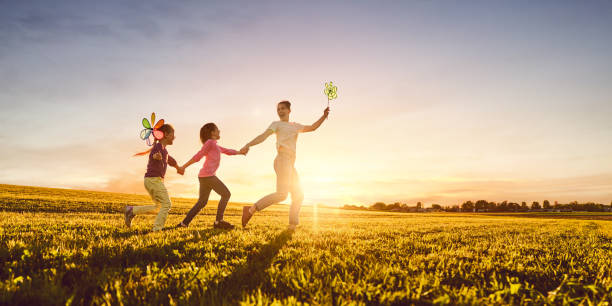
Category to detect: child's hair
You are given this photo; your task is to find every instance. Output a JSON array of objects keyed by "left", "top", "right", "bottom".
[
  {"left": 200, "top": 123, "right": 217, "bottom": 144},
  {"left": 278, "top": 100, "right": 291, "bottom": 110},
  {"left": 133, "top": 123, "right": 174, "bottom": 156},
  {"left": 157, "top": 124, "right": 174, "bottom": 139}
]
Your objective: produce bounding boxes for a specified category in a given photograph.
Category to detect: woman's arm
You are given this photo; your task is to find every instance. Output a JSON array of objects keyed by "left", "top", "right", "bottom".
[
  {"left": 301, "top": 107, "right": 330, "bottom": 133},
  {"left": 241, "top": 129, "right": 274, "bottom": 151}
]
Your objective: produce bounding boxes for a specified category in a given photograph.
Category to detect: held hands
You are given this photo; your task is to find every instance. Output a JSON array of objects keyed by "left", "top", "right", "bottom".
[
  {"left": 239, "top": 146, "right": 249, "bottom": 155},
  {"left": 177, "top": 166, "right": 185, "bottom": 175}
]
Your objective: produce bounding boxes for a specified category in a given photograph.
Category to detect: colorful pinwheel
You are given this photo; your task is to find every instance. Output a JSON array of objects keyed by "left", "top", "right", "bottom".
[
  {"left": 324, "top": 81, "right": 338, "bottom": 107},
  {"left": 139, "top": 112, "right": 165, "bottom": 146}
]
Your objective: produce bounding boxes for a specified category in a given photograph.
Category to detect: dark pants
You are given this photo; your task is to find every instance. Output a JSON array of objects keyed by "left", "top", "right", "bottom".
[{"left": 182, "top": 176, "right": 231, "bottom": 225}]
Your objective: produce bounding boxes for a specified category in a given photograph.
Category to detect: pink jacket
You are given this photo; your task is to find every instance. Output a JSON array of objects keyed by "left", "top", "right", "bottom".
[{"left": 192, "top": 139, "right": 238, "bottom": 177}]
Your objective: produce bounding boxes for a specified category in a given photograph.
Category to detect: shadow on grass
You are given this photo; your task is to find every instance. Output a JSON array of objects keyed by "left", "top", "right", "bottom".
[
  {"left": 201, "top": 229, "right": 294, "bottom": 304},
  {"left": 6, "top": 227, "right": 233, "bottom": 306},
  {"left": 86, "top": 227, "right": 230, "bottom": 270}
]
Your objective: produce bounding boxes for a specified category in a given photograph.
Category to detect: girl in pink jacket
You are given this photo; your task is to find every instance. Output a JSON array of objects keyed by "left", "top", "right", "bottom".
[{"left": 177, "top": 123, "right": 247, "bottom": 229}]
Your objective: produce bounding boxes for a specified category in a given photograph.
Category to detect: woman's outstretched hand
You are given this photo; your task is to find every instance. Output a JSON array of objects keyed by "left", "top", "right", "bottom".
[{"left": 239, "top": 147, "right": 249, "bottom": 155}]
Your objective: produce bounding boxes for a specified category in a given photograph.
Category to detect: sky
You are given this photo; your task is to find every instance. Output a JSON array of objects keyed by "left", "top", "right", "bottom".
[{"left": 1, "top": 0, "right": 611, "bottom": 207}]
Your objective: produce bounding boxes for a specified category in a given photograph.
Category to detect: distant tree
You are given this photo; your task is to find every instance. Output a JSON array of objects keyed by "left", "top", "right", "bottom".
[
  {"left": 431, "top": 204, "right": 442, "bottom": 210},
  {"left": 475, "top": 200, "right": 488, "bottom": 211},
  {"left": 543, "top": 200, "right": 551, "bottom": 209},
  {"left": 531, "top": 201, "right": 541, "bottom": 210},
  {"left": 416, "top": 202, "right": 423, "bottom": 209},
  {"left": 445, "top": 205, "right": 460, "bottom": 212},
  {"left": 486, "top": 202, "right": 497, "bottom": 211},
  {"left": 499, "top": 201, "right": 508, "bottom": 212},
  {"left": 371, "top": 202, "right": 387, "bottom": 210},
  {"left": 554, "top": 201, "right": 559, "bottom": 208},
  {"left": 389, "top": 202, "right": 401, "bottom": 210},
  {"left": 521, "top": 202, "right": 528, "bottom": 211},
  {"left": 461, "top": 201, "right": 474, "bottom": 212},
  {"left": 508, "top": 202, "right": 520, "bottom": 212}
]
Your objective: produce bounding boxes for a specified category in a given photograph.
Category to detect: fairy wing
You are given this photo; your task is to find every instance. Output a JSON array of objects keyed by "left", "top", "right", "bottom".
[
  {"left": 140, "top": 129, "right": 152, "bottom": 140},
  {"left": 153, "top": 119, "right": 164, "bottom": 129},
  {"left": 142, "top": 118, "right": 151, "bottom": 129}
]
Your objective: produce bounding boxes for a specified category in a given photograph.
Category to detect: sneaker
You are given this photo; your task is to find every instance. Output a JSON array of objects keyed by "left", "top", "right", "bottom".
[
  {"left": 242, "top": 206, "right": 253, "bottom": 228},
  {"left": 124, "top": 206, "right": 134, "bottom": 227},
  {"left": 213, "top": 220, "right": 235, "bottom": 230}
]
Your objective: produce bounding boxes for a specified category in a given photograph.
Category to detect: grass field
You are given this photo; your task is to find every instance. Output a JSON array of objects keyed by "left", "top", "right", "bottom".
[{"left": 1, "top": 184, "right": 611, "bottom": 305}]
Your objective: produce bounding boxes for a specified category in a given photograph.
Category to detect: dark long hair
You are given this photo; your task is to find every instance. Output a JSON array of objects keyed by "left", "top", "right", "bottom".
[{"left": 200, "top": 123, "right": 217, "bottom": 144}]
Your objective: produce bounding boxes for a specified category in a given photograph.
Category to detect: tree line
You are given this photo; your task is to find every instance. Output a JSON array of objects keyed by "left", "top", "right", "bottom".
[{"left": 342, "top": 200, "right": 612, "bottom": 213}]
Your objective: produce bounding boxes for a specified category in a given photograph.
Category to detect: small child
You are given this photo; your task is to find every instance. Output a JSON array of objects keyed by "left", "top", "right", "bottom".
[
  {"left": 177, "top": 123, "right": 247, "bottom": 230},
  {"left": 124, "top": 124, "right": 182, "bottom": 231}
]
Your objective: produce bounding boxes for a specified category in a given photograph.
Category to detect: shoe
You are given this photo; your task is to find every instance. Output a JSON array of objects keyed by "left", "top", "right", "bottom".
[
  {"left": 124, "top": 206, "right": 134, "bottom": 227},
  {"left": 176, "top": 222, "right": 188, "bottom": 228},
  {"left": 213, "top": 220, "right": 235, "bottom": 230},
  {"left": 288, "top": 224, "right": 297, "bottom": 231},
  {"left": 242, "top": 206, "right": 253, "bottom": 228}
]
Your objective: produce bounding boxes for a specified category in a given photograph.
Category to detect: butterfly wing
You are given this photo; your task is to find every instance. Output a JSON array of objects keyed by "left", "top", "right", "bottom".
[
  {"left": 140, "top": 129, "right": 152, "bottom": 140},
  {"left": 142, "top": 118, "right": 151, "bottom": 129},
  {"left": 154, "top": 119, "right": 164, "bottom": 129}
]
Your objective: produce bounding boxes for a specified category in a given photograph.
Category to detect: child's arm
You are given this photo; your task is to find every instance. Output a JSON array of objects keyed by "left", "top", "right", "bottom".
[
  {"left": 219, "top": 146, "right": 245, "bottom": 156},
  {"left": 168, "top": 156, "right": 179, "bottom": 168},
  {"left": 180, "top": 158, "right": 198, "bottom": 171},
  {"left": 167, "top": 155, "right": 184, "bottom": 175},
  {"left": 301, "top": 107, "right": 330, "bottom": 133},
  {"left": 241, "top": 129, "right": 274, "bottom": 152},
  {"left": 180, "top": 141, "right": 212, "bottom": 171}
]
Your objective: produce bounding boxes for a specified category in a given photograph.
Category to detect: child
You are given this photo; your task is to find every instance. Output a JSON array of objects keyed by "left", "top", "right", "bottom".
[
  {"left": 177, "top": 123, "right": 247, "bottom": 230},
  {"left": 240, "top": 101, "right": 329, "bottom": 229},
  {"left": 124, "top": 124, "right": 182, "bottom": 231}
]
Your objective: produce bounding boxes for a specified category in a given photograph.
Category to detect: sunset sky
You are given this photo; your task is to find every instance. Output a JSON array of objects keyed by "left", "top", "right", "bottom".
[{"left": 1, "top": 1, "right": 611, "bottom": 207}]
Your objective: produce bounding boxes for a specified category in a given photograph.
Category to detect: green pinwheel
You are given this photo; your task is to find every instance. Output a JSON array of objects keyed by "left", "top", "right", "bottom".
[{"left": 324, "top": 81, "right": 338, "bottom": 107}]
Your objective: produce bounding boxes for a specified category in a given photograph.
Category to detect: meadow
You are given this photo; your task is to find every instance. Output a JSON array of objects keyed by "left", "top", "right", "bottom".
[{"left": 0, "top": 184, "right": 611, "bottom": 305}]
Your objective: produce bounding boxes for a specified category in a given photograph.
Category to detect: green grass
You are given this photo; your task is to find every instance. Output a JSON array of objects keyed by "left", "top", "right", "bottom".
[{"left": 1, "top": 184, "right": 611, "bottom": 305}]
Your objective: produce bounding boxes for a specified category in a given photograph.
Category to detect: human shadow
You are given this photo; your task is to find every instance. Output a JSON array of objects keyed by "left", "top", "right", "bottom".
[
  {"left": 201, "top": 229, "right": 294, "bottom": 304},
  {"left": 53, "top": 227, "right": 233, "bottom": 305},
  {"left": 86, "top": 227, "right": 230, "bottom": 270}
]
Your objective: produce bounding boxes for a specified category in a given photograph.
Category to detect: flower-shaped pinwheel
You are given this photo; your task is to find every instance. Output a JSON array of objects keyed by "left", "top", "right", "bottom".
[
  {"left": 140, "top": 112, "right": 165, "bottom": 146},
  {"left": 324, "top": 82, "right": 338, "bottom": 106}
]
